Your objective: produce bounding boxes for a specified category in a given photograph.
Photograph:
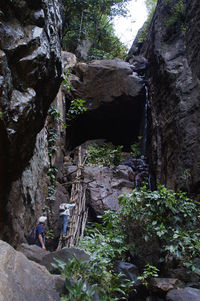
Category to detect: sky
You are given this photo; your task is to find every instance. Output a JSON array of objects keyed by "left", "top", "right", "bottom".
[{"left": 113, "top": 0, "right": 148, "bottom": 48}]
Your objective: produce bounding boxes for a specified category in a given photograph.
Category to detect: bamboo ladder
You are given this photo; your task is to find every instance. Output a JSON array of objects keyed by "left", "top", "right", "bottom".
[{"left": 56, "top": 146, "right": 88, "bottom": 250}]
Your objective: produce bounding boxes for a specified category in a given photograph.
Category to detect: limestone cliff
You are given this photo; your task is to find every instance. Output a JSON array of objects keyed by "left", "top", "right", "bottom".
[
  {"left": 0, "top": 0, "right": 63, "bottom": 236},
  {"left": 129, "top": 0, "right": 200, "bottom": 193}
]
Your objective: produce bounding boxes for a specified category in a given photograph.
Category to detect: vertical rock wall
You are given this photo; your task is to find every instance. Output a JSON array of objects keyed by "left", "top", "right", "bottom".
[
  {"left": 5, "top": 89, "right": 68, "bottom": 246},
  {"left": 0, "top": 0, "right": 63, "bottom": 237},
  {"left": 131, "top": 0, "right": 200, "bottom": 193}
]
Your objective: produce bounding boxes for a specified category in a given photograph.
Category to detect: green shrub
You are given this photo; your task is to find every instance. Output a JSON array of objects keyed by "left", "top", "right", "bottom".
[
  {"left": 63, "top": 69, "right": 72, "bottom": 92},
  {"left": 165, "top": 0, "right": 186, "bottom": 33},
  {"left": 67, "top": 98, "right": 87, "bottom": 122},
  {"left": 130, "top": 136, "right": 142, "bottom": 157},
  {"left": 137, "top": 264, "right": 159, "bottom": 287},
  {"left": 86, "top": 142, "right": 123, "bottom": 167},
  {"left": 118, "top": 185, "right": 200, "bottom": 270},
  {"left": 52, "top": 209, "right": 133, "bottom": 300}
]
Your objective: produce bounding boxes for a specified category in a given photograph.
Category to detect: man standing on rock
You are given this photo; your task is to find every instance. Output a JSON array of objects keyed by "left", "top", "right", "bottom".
[
  {"left": 59, "top": 202, "right": 75, "bottom": 237},
  {"left": 35, "top": 216, "right": 47, "bottom": 250}
]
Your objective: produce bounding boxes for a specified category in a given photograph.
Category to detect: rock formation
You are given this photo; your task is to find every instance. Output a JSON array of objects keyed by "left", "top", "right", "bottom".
[
  {"left": 65, "top": 58, "right": 146, "bottom": 150},
  {"left": 0, "top": 0, "right": 63, "bottom": 234},
  {"left": 0, "top": 0, "right": 63, "bottom": 239},
  {"left": 0, "top": 240, "right": 60, "bottom": 301},
  {"left": 129, "top": 0, "right": 200, "bottom": 193}
]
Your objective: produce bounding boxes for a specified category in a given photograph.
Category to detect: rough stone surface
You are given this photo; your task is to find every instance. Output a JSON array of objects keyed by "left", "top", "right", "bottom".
[
  {"left": 76, "top": 39, "right": 92, "bottom": 60},
  {"left": 41, "top": 247, "right": 89, "bottom": 273},
  {"left": 150, "top": 278, "right": 184, "bottom": 293},
  {"left": 131, "top": 0, "right": 200, "bottom": 193},
  {"left": 17, "top": 243, "right": 50, "bottom": 264},
  {"left": 0, "top": 0, "right": 63, "bottom": 234},
  {"left": 62, "top": 51, "right": 77, "bottom": 70},
  {"left": 116, "top": 261, "right": 139, "bottom": 283},
  {"left": 65, "top": 59, "right": 146, "bottom": 149},
  {"left": 0, "top": 240, "right": 60, "bottom": 301},
  {"left": 66, "top": 163, "right": 135, "bottom": 216},
  {"left": 166, "top": 287, "right": 200, "bottom": 301}
]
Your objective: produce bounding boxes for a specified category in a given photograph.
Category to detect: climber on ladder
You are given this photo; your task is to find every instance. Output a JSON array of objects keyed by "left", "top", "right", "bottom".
[{"left": 59, "top": 202, "right": 76, "bottom": 237}]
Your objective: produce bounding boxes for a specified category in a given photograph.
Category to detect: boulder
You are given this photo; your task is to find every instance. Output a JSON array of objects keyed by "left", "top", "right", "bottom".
[
  {"left": 65, "top": 59, "right": 146, "bottom": 150},
  {"left": 66, "top": 163, "right": 135, "bottom": 216},
  {"left": 150, "top": 278, "right": 184, "bottom": 293},
  {"left": 17, "top": 243, "right": 50, "bottom": 264},
  {"left": 166, "top": 287, "right": 200, "bottom": 301},
  {"left": 116, "top": 261, "right": 139, "bottom": 283},
  {"left": 40, "top": 247, "right": 89, "bottom": 273},
  {"left": 0, "top": 240, "right": 60, "bottom": 301}
]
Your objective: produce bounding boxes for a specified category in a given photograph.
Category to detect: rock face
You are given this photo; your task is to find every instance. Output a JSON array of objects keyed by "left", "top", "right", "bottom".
[
  {"left": 130, "top": 0, "right": 200, "bottom": 193},
  {"left": 67, "top": 164, "right": 135, "bottom": 216},
  {"left": 166, "top": 287, "right": 200, "bottom": 301},
  {"left": 3, "top": 52, "right": 79, "bottom": 247},
  {"left": 0, "top": 240, "right": 60, "bottom": 301},
  {"left": 0, "top": 0, "right": 63, "bottom": 232},
  {"left": 65, "top": 59, "right": 146, "bottom": 150}
]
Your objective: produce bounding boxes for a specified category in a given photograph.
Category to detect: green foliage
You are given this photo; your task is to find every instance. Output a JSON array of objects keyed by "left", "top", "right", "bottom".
[
  {"left": 63, "top": 70, "right": 87, "bottom": 125},
  {"left": 145, "top": 0, "right": 157, "bottom": 17},
  {"left": 165, "top": 0, "right": 186, "bottom": 33},
  {"left": 48, "top": 106, "right": 61, "bottom": 122},
  {"left": 62, "top": 0, "right": 129, "bottom": 59},
  {"left": 47, "top": 167, "right": 58, "bottom": 201},
  {"left": 54, "top": 212, "right": 132, "bottom": 300},
  {"left": 0, "top": 111, "right": 3, "bottom": 120},
  {"left": 46, "top": 229, "right": 55, "bottom": 240},
  {"left": 137, "top": 264, "right": 159, "bottom": 287},
  {"left": 61, "top": 276, "right": 97, "bottom": 301},
  {"left": 79, "top": 214, "right": 128, "bottom": 264},
  {"left": 47, "top": 129, "right": 57, "bottom": 158},
  {"left": 86, "top": 142, "right": 123, "bottom": 166},
  {"left": 137, "top": 0, "right": 157, "bottom": 43},
  {"left": 118, "top": 185, "right": 200, "bottom": 270},
  {"left": 130, "top": 136, "right": 142, "bottom": 157},
  {"left": 63, "top": 69, "right": 72, "bottom": 92},
  {"left": 67, "top": 98, "right": 87, "bottom": 122}
]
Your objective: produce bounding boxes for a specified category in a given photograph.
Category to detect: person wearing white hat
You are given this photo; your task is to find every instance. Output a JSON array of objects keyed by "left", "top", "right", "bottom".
[{"left": 35, "top": 216, "right": 47, "bottom": 249}]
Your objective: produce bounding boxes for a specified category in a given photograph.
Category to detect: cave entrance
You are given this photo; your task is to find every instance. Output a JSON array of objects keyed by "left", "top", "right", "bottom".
[{"left": 66, "top": 93, "right": 146, "bottom": 151}]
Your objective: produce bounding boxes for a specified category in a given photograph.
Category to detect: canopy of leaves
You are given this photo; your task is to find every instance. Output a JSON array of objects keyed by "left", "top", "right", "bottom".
[
  {"left": 86, "top": 142, "right": 123, "bottom": 166},
  {"left": 118, "top": 184, "right": 200, "bottom": 273},
  {"left": 145, "top": 0, "right": 158, "bottom": 17},
  {"left": 62, "top": 0, "right": 130, "bottom": 59}
]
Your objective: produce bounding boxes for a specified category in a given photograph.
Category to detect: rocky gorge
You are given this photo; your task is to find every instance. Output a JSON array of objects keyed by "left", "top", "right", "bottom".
[{"left": 0, "top": 0, "right": 200, "bottom": 300}]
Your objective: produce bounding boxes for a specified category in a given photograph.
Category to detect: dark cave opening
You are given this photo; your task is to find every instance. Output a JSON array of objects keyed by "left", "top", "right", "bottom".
[{"left": 66, "top": 94, "right": 146, "bottom": 151}]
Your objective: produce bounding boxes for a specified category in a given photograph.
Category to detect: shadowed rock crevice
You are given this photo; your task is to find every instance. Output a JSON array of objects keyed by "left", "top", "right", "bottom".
[
  {"left": 129, "top": 0, "right": 200, "bottom": 194},
  {"left": 64, "top": 58, "right": 147, "bottom": 151},
  {"left": 66, "top": 94, "right": 146, "bottom": 151}
]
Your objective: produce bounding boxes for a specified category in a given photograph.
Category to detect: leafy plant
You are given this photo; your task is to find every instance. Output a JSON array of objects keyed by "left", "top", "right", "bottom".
[
  {"left": 47, "top": 167, "right": 58, "bottom": 201},
  {"left": 63, "top": 69, "right": 72, "bottom": 92},
  {"left": 47, "top": 129, "right": 57, "bottom": 158},
  {"left": 61, "top": 277, "right": 97, "bottom": 301},
  {"left": 130, "top": 136, "right": 142, "bottom": 157},
  {"left": 54, "top": 218, "right": 132, "bottom": 301},
  {"left": 137, "top": 264, "right": 159, "bottom": 287},
  {"left": 62, "top": 0, "right": 129, "bottom": 59},
  {"left": 86, "top": 142, "right": 123, "bottom": 166},
  {"left": 67, "top": 98, "right": 87, "bottom": 122},
  {"left": 48, "top": 106, "right": 62, "bottom": 122},
  {"left": 46, "top": 229, "right": 55, "bottom": 240},
  {"left": 0, "top": 111, "right": 3, "bottom": 120},
  {"left": 165, "top": 0, "right": 186, "bottom": 34},
  {"left": 118, "top": 184, "right": 200, "bottom": 271}
]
